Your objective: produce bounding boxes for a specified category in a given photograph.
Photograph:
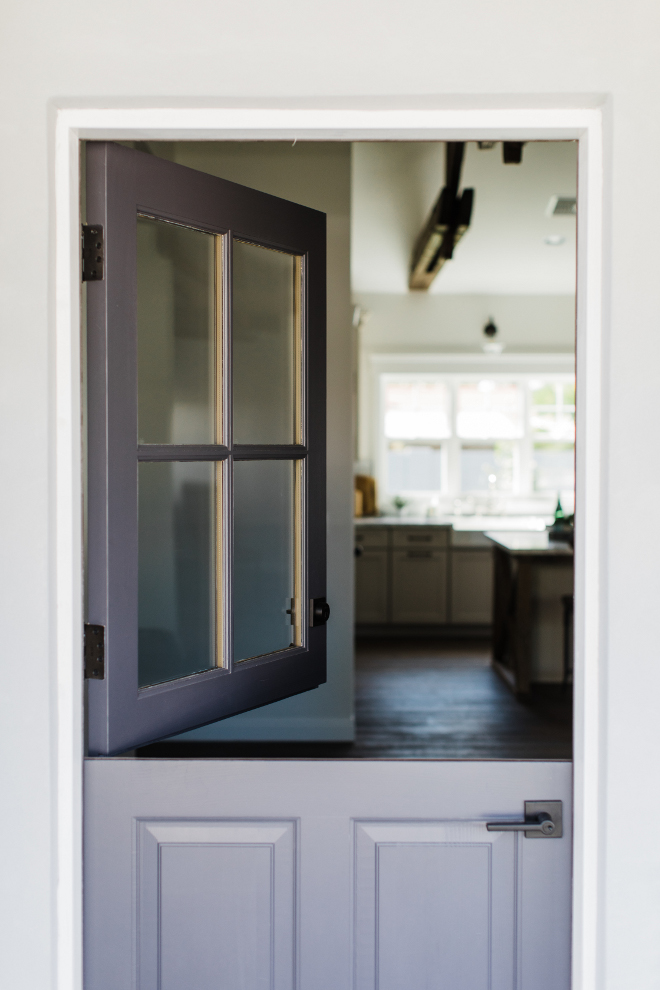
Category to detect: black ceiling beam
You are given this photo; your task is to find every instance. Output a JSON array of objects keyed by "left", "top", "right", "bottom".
[{"left": 409, "top": 142, "right": 474, "bottom": 289}]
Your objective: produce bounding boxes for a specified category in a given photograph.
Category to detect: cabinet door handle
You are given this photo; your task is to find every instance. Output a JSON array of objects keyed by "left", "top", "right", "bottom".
[
  {"left": 407, "top": 550, "right": 433, "bottom": 558},
  {"left": 407, "top": 535, "right": 432, "bottom": 542}
]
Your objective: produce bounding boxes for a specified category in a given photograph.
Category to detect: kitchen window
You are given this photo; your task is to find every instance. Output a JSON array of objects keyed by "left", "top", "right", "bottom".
[{"left": 379, "top": 371, "right": 575, "bottom": 506}]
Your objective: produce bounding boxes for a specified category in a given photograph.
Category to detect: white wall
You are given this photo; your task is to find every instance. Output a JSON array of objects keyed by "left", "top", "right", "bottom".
[
  {"left": 356, "top": 293, "right": 575, "bottom": 354},
  {"left": 1, "top": 2, "right": 660, "bottom": 988},
  {"left": 139, "top": 142, "right": 355, "bottom": 741}
]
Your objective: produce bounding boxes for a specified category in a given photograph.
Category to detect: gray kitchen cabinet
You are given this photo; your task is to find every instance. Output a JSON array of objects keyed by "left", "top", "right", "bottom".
[
  {"left": 391, "top": 527, "right": 449, "bottom": 549},
  {"left": 354, "top": 523, "right": 493, "bottom": 628},
  {"left": 450, "top": 549, "right": 493, "bottom": 624},
  {"left": 355, "top": 549, "right": 389, "bottom": 623},
  {"left": 354, "top": 526, "right": 390, "bottom": 550},
  {"left": 391, "top": 549, "right": 448, "bottom": 624}
]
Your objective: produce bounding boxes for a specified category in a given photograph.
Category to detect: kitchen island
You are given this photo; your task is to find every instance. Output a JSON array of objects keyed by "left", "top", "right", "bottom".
[{"left": 487, "top": 532, "right": 574, "bottom": 694}]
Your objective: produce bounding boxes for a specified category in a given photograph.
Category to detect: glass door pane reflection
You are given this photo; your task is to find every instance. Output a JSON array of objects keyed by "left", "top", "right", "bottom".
[
  {"left": 137, "top": 217, "right": 217, "bottom": 445},
  {"left": 138, "top": 461, "right": 218, "bottom": 687},
  {"left": 233, "top": 460, "right": 298, "bottom": 662},
  {"left": 232, "top": 240, "right": 299, "bottom": 445}
]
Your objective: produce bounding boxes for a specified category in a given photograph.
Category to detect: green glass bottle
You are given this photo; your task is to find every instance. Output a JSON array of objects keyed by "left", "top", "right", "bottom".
[{"left": 554, "top": 496, "right": 565, "bottom": 522}]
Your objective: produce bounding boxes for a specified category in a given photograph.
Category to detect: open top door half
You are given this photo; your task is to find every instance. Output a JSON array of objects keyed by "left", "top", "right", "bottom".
[{"left": 85, "top": 142, "right": 327, "bottom": 755}]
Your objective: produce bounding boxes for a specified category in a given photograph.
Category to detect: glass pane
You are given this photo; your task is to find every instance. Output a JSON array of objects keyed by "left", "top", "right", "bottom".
[
  {"left": 137, "top": 217, "right": 216, "bottom": 444},
  {"left": 530, "top": 382, "right": 557, "bottom": 406},
  {"left": 563, "top": 382, "right": 576, "bottom": 406},
  {"left": 456, "top": 381, "right": 524, "bottom": 439},
  {"left": 383, "top": 380, "right": 451, "bottom": 439},
  {"left": 530, "top": 409, "right": 575, "bottom": 440},
  {"left": 533, "top": 442, "right": 575, "bottom": 493},
  {"left": 529, "top": 380, "right": 575, "bottom": 440},
  {"left": 233, "top": 460, "right": 297, "bottom": 662},
  {"left": 461, "top": 442, "right": 515, "bottom": 492},
  {"left": 232, "top": 240, "right": 299, "bottom": 444},
  {"left": 138, "top": 461, "right": 218, "bottom": 687},
  {"left": 387, "top": 441, "right": 443, "bottom": 493}
]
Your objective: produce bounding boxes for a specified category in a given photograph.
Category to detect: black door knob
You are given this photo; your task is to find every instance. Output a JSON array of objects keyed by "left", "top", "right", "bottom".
[{"left": 311, "top": 598, "right": 331, "bottom": 626}]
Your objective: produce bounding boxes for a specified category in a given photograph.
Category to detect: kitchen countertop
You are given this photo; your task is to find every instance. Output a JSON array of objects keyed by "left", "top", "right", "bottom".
[
  {"left": 485, "top": 531, "right": 573, "bottom": 556},
  {"left": 355, "top": 516, "right": 452, "bottom": 526},
  {"left": 355, "top": 515, "right": 552, "bottom": 532}
]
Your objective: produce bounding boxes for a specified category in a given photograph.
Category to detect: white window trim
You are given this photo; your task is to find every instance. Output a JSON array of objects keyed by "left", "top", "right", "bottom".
[
  {"left": 54, "top": 105, "right": 604, "bottom": 990},
  {"left": 375, "top": 360, "right": 576, "bottom": 508}
]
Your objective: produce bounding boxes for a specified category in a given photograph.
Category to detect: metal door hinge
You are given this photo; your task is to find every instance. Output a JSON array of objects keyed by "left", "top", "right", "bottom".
[
  {"left": 82, "top": 225, "right": 104, "bottom": 281},
  {"left": 310, "top": 598, "right": 331, "bottom": 627},
  {"left": 84, "top": 623, "right": 105, "bottom": 679}
]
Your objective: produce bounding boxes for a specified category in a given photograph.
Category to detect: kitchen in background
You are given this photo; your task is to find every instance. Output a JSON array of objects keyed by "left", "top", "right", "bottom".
[{"left": 352, "top": 140, "right": 576, "bottom": 735}]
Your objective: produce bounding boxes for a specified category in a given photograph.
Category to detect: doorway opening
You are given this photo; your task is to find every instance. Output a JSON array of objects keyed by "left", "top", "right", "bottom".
[
  {"left": 110, "top": 138, "right": 577, "bottom": 762},
  {"left": 69, "top": 110, "right": 602, "bottom": 990}
]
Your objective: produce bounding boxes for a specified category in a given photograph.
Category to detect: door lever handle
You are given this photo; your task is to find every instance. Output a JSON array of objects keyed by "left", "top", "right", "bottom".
[
  {"left": 487, "top": 812, "right": 554, "bottom": 834},
  {"left": 486, "top": 800, "right": 563, "bottom": 838}
]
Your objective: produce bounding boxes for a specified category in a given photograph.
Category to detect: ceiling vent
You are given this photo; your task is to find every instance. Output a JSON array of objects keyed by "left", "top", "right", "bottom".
[{"left": 547, "top": 196, "right": 576, "bottom": 217}]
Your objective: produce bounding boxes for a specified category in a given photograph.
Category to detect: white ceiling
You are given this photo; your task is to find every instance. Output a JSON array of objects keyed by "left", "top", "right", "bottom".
[{"left": 351, "top": 140, "right": 577, "bottom": 296}]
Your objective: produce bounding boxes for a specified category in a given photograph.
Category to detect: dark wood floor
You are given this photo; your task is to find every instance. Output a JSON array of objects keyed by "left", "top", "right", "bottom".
[
  {"left": 137, "top": 638, "right": 571, "bottom": 760},
  {"left": 350, "top": 638, "right": 571, "bottom": 759}
]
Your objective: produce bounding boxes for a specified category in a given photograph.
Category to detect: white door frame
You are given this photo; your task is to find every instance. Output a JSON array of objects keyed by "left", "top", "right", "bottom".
[{"left": 54, "top": 104, "right": 604, "bottom": 990}]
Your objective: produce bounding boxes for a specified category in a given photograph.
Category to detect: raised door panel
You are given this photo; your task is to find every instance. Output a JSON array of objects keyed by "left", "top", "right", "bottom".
[
  {"left": 137, "top": 820, "right": 294, "bottom": 990},
  {"left": 354, "top": 822, "right": 515, "bottom": 990},
  {"left": 391, "top": 549, "right": 447, "bottom": 623},
  {"left": 355, "top": 550, "right": 389, "bottom": 623},
  {"left": 451, "top": 549, "right": 494, "bottom": 624}
]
